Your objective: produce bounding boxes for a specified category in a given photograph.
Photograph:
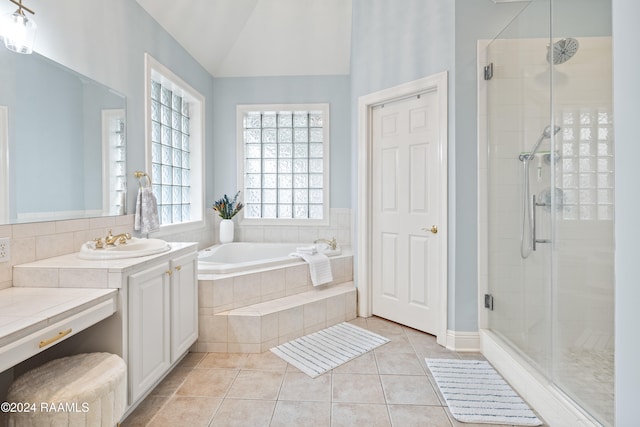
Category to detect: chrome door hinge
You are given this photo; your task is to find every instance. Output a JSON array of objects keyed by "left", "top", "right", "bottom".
[
  {"left": 484, "top": 63, "right": 494, "bottom": 81},
  {"left": 484, "top": 294, "right": 494, "bottom": 311}
]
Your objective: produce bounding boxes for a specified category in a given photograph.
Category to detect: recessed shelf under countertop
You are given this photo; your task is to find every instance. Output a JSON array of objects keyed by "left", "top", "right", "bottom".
[{"left": 0, "top": 287, "right": 118, "bottom": 372}]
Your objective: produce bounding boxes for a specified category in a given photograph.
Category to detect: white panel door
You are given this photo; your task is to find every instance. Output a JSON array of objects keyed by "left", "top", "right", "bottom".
[{"left": 371, "top": 91, "right": 442, "bottom": 335}]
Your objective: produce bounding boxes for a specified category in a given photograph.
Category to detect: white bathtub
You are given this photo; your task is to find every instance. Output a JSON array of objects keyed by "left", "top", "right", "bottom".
[{"left": 198, "top": 242, "right": 342, "bottom": 274}]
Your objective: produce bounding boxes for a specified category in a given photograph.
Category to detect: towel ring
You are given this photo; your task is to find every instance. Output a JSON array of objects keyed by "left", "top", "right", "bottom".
[{"left": 134, "top": 171, "right": 151, "bottom": 188}]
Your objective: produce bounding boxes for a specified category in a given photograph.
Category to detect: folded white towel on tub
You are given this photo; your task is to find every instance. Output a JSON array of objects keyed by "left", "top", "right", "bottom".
[
  {"left": 296, "top": 245, "right": 317, "bottom": 255},
  {"left": 290, "top": 251, "right": 333, "bottom": 286}
]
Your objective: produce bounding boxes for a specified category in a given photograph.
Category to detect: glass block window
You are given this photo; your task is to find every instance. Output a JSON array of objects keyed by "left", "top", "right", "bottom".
[
  {"left": 239, "top": 104, "right": 329, "bottom": 221},
  {"left": 145, "top": 53, "right": 204, "bottom": 231},
  {"left": 557, "top": 108, "right": 614, "bottom": 220},
  {"left": 102, "top": 109, "right": 126, "bottom": 216},
  {"left": 150, "top": 80, "right": 191, "bottom": 225}
]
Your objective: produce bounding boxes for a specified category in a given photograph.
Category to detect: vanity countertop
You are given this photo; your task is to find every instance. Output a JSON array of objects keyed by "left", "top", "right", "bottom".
[
  {"left": 0, "top": 287, "right": 118, "bottom": 372},
  {"left": 13, "top": 242, "right": 197, "bottom": 270},
  {"left": 11, "top": 242, "right": 198, "bottom": 289}
]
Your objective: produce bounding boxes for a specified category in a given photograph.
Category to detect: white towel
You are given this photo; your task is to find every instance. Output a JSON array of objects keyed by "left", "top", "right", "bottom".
[
  {"left": 134, "top": 187, "right": 160, "bottom": 234},
  {"left": 290, "top": 252, "right": 333, "bottom": 286},
  {"left": 296, "top": 245, "right": 317, "bottom": 255}
]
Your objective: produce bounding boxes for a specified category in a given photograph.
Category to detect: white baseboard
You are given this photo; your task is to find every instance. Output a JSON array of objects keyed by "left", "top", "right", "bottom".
[
  {"left": 445, "top": 330, "right": 480, "bottom": 352},
  {"left": 480, "top": 329, "right": 602, "bottom": 427}
]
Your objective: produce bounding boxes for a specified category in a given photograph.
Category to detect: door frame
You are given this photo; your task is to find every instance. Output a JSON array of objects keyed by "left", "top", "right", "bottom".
[
  {"left": 356, "top": 72, "right": 448, "bottom": 346},
  {"left": 0, "top": 106, "right": 8, "bottom": 223}
]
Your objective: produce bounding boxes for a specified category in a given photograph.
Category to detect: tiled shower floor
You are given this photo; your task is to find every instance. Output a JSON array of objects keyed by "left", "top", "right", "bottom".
[{"left": 122, "top": 317, "right": 546, "bottom": 427}]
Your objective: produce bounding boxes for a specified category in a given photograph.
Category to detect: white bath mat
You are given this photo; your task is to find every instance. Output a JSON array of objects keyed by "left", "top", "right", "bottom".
[
  {"left": 426, "top": 358, "right": 542, "bottom": 426},
  {"left": 271, "top": 322, "right": 389, "bottom": 378}
]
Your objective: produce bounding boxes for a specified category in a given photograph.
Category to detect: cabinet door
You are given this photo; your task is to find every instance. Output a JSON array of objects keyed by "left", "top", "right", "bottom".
[
  {"left": 170, "top": 251, "right": 198, "bottom": 361},
  {"left": 128, "top": 262, "right": 171, "bottom": 403}
]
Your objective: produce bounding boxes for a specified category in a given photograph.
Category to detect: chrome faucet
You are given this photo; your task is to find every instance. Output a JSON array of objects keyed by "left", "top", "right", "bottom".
[
  {"left": 104, "top": 230, "right": 132, "bottom": 246},
  {"left": 314, "top": 237, "right": 337, "bottom": 250}
]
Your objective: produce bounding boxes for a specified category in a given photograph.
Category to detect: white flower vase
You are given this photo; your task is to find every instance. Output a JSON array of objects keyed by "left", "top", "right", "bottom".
[{"left": 219, "top": 219, "right": 234, "bottom": 243}]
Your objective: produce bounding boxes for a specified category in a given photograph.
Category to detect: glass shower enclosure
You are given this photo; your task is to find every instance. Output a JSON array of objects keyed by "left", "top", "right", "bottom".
[{"left": 479, "top": 1, "right": 613, "bottom": 425}]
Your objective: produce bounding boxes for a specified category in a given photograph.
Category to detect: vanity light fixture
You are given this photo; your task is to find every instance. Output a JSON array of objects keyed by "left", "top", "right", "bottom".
[{"left": 1, "top": 0, "right": 36, "bottom": 54}]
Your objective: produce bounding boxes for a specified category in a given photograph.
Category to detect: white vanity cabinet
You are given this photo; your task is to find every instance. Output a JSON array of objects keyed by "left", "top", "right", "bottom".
[
  {"left": 128, "top": 261, "right": 171, "bottom": 403},
  {"left": 11, "top": 241, "right": 199, "bottom": 414},
  {"left": 170, "top": 251, "right": 198, "bottom": 361},
  {"left": 127, "top": 250, "right": 198, "bottom": 404}
]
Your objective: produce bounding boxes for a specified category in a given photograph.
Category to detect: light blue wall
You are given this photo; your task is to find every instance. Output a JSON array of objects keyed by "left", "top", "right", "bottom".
[
  {"left": 453, "top": 0, "right": 534, "bottom": 331},
  {"left": 82, "top": 83, "right": 126, "bottom": 210},
  {"left": 350, "top": 0, "right": 532, "bottom": 331},
  {"left": 612, "top": 0, "right": 640, "bottom": 424},
  {"left": 1, "top": 50, "right": 124, "bottom": 221},
  {"left": 211, "top": 75, "right": 351, "bottom": 208},
  {"left": 350, "top": 0, "right": 455, "bottom": 96},
  {"left": 27, "top": 0, "right": 215, "bottom": 222},
  {"left": 14, "top": 55, "right": 84, "bottom": 215},
  {"left": 2, "top": 1, "right": 636, "bottom": 419},
  {"left": 350, "top": 0, "right": 457, "bottom": 325}
]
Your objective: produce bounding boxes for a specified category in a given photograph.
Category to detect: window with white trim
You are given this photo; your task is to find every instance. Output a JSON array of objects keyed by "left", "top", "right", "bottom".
[
  {"left": 238, "top": 104, "right": 330, "bottom": 224},
  {"left": 145, "top": 53, "right": 205, "bottom": 231}
]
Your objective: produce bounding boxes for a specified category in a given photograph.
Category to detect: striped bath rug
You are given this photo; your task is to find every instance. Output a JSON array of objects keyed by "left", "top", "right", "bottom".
[
  {"left": 271, "top": 322, "right": 389, "bottom": 378},
  {"left": 426, "top": 358, "right": 542, "bottom": 426}
]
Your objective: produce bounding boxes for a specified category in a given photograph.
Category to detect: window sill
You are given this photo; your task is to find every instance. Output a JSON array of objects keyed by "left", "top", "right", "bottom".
[
  {"left": 239, "top": 217, "right": 330, "bottom": 227},
  {"left": 146, "top": 219, "right": 206, "bottom": 238}
]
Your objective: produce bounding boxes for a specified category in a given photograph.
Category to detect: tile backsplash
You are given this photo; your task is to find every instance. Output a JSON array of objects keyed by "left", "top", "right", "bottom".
[
  {"left": 0, "top": 208, "right": 353, "bottom": 290},
  {"left": 0, "top": 215, "right": 134, "bottom": 290},
  {"left": 231, "top": 208, "right": 352, "bottom": 247}
]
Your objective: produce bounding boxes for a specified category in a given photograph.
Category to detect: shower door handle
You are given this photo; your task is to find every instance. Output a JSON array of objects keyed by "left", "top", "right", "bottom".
[
  {"left": 532, "top": 195, "right": 551, "bottom": 251},
  {"left": 533, "top": 195, "right": 537, "bottom": 251}
]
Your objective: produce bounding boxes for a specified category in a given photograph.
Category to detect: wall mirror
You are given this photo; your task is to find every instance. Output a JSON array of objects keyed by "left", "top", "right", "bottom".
[{"left": 0, "top": 48, "right": 127, "bottom": 225}]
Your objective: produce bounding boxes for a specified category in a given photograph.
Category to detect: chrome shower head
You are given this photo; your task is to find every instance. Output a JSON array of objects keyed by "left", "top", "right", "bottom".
[
  {"left": 543, "top": 125, "right": 562, "bottom": 139},
  {"left": 520, "top": 125, "right": 562, "bottom": 162},
  {"left": 547, "top": 38, "right": 579, "bottom": 64}
]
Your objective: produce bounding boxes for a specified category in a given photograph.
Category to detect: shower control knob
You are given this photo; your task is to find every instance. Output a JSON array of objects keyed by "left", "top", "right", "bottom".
[{"left": 422, "top": 225, "right": 438, "bottom": 234}]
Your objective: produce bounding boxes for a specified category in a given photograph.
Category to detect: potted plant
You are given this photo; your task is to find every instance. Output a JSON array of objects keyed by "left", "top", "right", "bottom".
[{"left": 213, "top": 191, "right": 244, "bottom": 243}]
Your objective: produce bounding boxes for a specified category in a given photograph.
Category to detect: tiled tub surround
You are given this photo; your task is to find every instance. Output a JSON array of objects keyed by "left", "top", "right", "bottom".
[
  {"left": 0, "top": 208, "right": 353, "bottom": 290},
  {"left": 197, "top": 251, "right": 355, "bottom": 353}
]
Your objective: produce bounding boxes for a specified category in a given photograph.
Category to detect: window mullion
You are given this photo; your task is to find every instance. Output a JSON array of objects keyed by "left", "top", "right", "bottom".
[
  {"left": 261, "top": 112, "right": 265, "bottom": 219},
  {"left": 307, "top": 112, "right": 311, "bottom": 219},
  {"left": 275, "top": 112, "right": 280, "bottom": 217}
]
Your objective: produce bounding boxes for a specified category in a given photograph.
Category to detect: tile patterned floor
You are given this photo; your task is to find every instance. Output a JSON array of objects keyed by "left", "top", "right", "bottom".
[{"left": 122, "top": 317, "right": 547, "bottom": 427}]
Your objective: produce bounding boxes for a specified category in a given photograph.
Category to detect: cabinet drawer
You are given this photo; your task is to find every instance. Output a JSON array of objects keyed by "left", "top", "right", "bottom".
[{"left": 0, "top": 298, "right": 117, "bottom": 372}]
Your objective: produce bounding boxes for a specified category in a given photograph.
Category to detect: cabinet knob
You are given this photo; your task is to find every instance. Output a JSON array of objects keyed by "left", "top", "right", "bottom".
[
  {"left": 175, "top": 265, "right": 182, "bottom": 271},
  {"left": 166, "top": 270, "right": 173, "bottom": 276}
]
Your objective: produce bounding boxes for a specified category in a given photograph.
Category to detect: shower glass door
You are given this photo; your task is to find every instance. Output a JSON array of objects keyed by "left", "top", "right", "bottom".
[
  {"left": 484, "top": 0, "right": 614, "bottom": 425},
  {"left": 485, "top": 0, "right": 553, "bottom": 376},
  {"left": 551, "top": 1, "right": 614, "bottom": 424}
]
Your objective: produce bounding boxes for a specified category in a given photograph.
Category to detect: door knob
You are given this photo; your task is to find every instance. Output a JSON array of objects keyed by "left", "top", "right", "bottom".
[{"left": 422, "top": 225, "right": 438, "bottom": 234}]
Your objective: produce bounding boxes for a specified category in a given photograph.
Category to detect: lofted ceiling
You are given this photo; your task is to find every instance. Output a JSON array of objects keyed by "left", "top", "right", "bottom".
[{"left": 135, "top": 0, "right": 352, "bottom": 78}]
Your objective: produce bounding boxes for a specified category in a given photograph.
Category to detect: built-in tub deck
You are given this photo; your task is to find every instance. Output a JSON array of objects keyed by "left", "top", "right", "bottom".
[
  {"left": 198, "top": 242, "right": 342, "bottom": 275},
  {"left": 197, "top": 243, "right": 355, "bottom": 353}
]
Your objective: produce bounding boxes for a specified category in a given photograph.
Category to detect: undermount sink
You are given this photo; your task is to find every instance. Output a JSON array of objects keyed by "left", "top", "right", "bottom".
[{"left": 78, "top": 238, "right": 171, "bottom": 260}]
